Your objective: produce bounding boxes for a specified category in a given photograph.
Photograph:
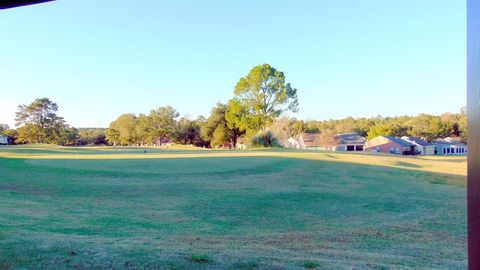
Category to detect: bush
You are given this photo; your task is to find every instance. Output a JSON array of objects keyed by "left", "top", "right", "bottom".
[
  {"left": 302, "top": 261, "right": 320, "bottom": 269},
  {"left": 249, "top": 130, "right": 280, "bottom": 148},
  {"left": 189, "top": 254, "right": 211, "bottom": 263}
]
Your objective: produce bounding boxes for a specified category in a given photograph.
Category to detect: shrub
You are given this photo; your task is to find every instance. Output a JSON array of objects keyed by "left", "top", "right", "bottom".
[
  {"left": 189, "top": 254, "right": 211, "bottom": 263},
  {"left": 249, "top": 130, "right": 280, "bottom": 148},
  {"left": 303, "top": 260, "right": 320, "bottom": 269}
]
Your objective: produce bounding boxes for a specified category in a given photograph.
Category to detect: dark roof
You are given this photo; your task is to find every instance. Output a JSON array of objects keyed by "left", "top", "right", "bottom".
[
  {"left": 335, "top": 132, "right": 365, "bottom": 145},
  {"left": 384, "top": 136, "right": 413, "bottom": 147},
  {"left": 401, "top": 136, "right": 432, "bottom": 146}
]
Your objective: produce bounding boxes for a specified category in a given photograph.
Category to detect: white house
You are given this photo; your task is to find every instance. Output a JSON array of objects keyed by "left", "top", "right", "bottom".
[
  {"left": 0, "top": 135, "right": 8, "bottom": 145},
  {"left": 401, "top": 136, "right": 435, "bottom": 155},
  {"left": 434, "top": 137, "right": 467, "bottom": 155}
]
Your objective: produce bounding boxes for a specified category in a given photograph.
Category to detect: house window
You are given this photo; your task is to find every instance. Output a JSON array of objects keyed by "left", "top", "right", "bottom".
[
  {"left": 376, "top": 146, "right": 381, "bottom": 152},
  {"left": 390, "top": 147, "right": 395, "bottom": 153},
  {"left": 355, "top": 145, "right": 363, "bottom": 151},
  {"left": 395, "top": 147, "right": 400, "bottom": 154},
  {"left": 443, "top": 148, "right": 446, "bottom": 154},
  {"left": 451, "top": 148, "right": 455, "bottom": 153},
  {"left": 347, "top": 145, "right": 355, "bottom": 151}
]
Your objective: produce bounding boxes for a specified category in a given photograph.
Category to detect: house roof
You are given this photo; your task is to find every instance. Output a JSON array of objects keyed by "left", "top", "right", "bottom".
[
  {"left": 335, "top": 132, "right": 365, "bottom": 145},
  {"left": 401, "top": 136, "right": 432, "bottom": 147},
  {"left": 301, "top": 133, "right": 321, "bottom": 147},
  {"left": 384, "top": 136, "right": 413, "bottom": 147},
  {"left": 434, "top": 137, "right": 467, "bottom": 146}
]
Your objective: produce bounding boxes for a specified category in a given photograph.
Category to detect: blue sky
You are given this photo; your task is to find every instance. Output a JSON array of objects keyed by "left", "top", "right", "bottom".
[{"left": 0, "top": 1, "right": 465, "bottom": 128}]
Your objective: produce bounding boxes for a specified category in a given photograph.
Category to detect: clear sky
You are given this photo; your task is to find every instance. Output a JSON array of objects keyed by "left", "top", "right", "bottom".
[{"left": 0, "top": 0, "right": 465, "bottom": 128}]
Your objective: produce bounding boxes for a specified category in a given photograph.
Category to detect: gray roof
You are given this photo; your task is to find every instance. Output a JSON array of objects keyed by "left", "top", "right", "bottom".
[
  {"left": 434, "top": 137, "right": 466, "bottom": 146},
  {"left": 335, "top": 132, "right": 365, "bottom": 145},
  {"left": 401, "top": 136, "right": 432, "bottom": 147},
  {"left": 384, "top": 136, "right": 413, "bottom": 147},
  {"left": 434, "top": 141, "right": 467, "bottom": 147}
]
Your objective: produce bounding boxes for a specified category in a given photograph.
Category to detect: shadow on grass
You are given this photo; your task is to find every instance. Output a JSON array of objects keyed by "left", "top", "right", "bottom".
[{"left": 0, "top": 154, "right": 467, "bottom": 269}]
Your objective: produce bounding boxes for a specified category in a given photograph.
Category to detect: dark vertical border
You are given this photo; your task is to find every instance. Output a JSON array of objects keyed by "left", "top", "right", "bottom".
[
  {"left": 0, "top": 0, "right": 54, "bottom": 10},
  {"left": 468, "top": 0, "right": 480, "bottom": 269}
]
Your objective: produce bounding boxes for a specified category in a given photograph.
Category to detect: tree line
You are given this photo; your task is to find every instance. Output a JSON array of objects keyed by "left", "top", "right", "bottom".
[{"left": 0, "top": 64, "right": 467, "bottom": 147}]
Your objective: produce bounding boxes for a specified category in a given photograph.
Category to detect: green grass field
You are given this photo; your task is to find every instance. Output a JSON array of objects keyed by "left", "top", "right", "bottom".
[{"left": 0, "top": 145, "right": 467, "bottom": 269}]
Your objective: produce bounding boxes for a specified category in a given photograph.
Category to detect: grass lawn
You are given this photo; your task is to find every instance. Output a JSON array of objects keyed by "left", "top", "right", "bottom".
[{"left": 0, "top": 145, "right": 467, "bottom": 269}]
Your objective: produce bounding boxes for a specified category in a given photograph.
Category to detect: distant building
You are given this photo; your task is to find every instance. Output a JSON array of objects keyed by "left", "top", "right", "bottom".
[
  {"left": 287, "top": 132, "right": 365, "bottom": 152},
  {"left": 365, "top": 136, "right": 415, "bottom": 155},
  {"left": 334, "top": 132, "right": 365, "bottom": 152},
  {"left": 298, "top": 133, "right": 321, "bottom": 150},
  {"left": 401, "top": 136, "right": 435, "bottom": 155},
  {"left": 434, "top": 137, "right": 467, "bottom": 155},
  {"left": 0, "top": 136, "right": 8, "bottom": 145}
]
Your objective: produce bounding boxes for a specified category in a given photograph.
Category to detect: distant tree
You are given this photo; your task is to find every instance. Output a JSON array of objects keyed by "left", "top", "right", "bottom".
[
  {"left": 78, "top": 128, "right": 107, "bottom": 145},
  {"left": 2, "top": 129, "right": 17, "bottom": 144},
  {"left": 304, "top": 121, "right": 320, "bottom": 133},
  {"left": 106, "top": 114, "right": 137, "bottom": 146},
  {"left": 0, "top": 124, "right": 9, "bottom": 135},
  {"left": 15, "top": 98, "right": 70, "bottom": 144},
  {"left": 232, "top": 64, "right": 298, "bottom": 132},
  {"left": 56, "top": 127, "right": 79, "bottom": 146},
  {"left": 173, "top": 117, "right": 207, "bottom": 146},
  {"left": 202, "top": 102, "right": 245, "bottom": 148},
  {"left": 405, "top": 114, "right": 452, "bottom": 141},
  {"left": 367, "top": 125, "right": 393, "bottom": 140},
  {"left": 352, "top": 118, "right": 375, "bottom": 137},
  {"left": 135, "top": 114, "right": 155, "bottom": 146},
  {"left": 458, "top": 107, "right": 467, "bottom": 142},
  {"left": 225, "top": 98, "right": 251, "bottom": 137},
  {"left": 149, "top": 106, "right": 179, "bottom": 145},
  {"left": 268, "top": 117, "right": 304, "bottom": 147},
  {"left": 105, "top": 128, "right": 120, "bottom": 146},
  {"left": 317, "top": 129, "right": 339, "bottom": 148}
]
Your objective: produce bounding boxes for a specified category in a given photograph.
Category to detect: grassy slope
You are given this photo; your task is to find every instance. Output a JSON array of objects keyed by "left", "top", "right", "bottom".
[{"left": 0, "top": 145, "right": 467, "bottom": 269}]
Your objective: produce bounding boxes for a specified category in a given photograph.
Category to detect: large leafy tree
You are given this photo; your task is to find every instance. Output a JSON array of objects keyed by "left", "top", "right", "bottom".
[
  {"left": 173, "top": 117, "right": 207, "bottom": 146},
  {"left": 202, "top": 102, "right": 245, "bottom": 148},
  {"left": 15, "top": 98, "right": 72, "bottom": 144},
  {"left": 232, "top": 64, "right": 299, "bottom": 132},
  {"left": 149, "top": 106, "right": 179, "bottom": 145},
  {"left": 135, "top": 114, "right": 155, "bottom": 146},
  {"left": 105, "top": 128, "right": 120, "bottom": 146},
  {"left": 106, "top": 114, "right": 137, "bottom": 146}
]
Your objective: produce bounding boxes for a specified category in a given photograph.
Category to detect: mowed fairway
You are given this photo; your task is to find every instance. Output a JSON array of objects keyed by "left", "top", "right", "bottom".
[{"left": 0, "top": 145, "right": 467, "bottom": 269}]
